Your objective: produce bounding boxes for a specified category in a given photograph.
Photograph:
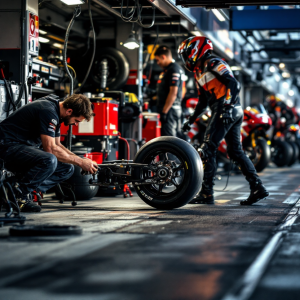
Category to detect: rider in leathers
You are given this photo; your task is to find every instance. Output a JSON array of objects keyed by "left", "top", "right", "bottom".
[{"left": 179, "top": 36, "right": 269, "bottom": 205}]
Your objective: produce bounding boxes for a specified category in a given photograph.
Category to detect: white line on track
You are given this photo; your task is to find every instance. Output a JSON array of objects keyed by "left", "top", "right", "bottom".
[
  {"left": 214, "top": 184, "right": 245, "bottom": 197},
  {"left": 283, "top": 193, "right": 300, "bottom": 205},
  {"left": 221, "top": 198, "right": 300, "bottom": 300}
]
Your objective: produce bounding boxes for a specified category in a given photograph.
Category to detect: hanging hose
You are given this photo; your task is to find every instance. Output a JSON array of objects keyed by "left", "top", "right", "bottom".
[
  {"left": 0, "top": 67, "right": 26, "bottom": 118},
  {"left": 119, "top": 137, "right": 130, "bottom": 160},
  {"left": 63, "top": 5, "right": 81, "bottom": 150},
  {"left": 74, "top": 0, "right": 96, "bottom": 93},
  {"left": 67, "top": 65, "right": 77, "bottom": 79},
  {"left": 63, "top": 5, "right": 81, "bottom": 96}
]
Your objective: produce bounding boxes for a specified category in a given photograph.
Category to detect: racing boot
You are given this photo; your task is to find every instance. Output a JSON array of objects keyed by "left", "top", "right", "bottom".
[
  {"left": 18, "top": 193, "right": 41, "bottom": 212},
  {"left": 189, "top": 192, "right": 214, "bottom": 204},
  {"left": 240, "top": 183, "right": 269, "bottom": 206},
  {"left": 190, "top": 177, "right": 215, "bottom": 204}
]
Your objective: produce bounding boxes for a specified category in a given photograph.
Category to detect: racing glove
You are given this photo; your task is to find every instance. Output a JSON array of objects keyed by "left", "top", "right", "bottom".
[
  {"left": 182, "top": 120, "right": 192, "bottom": 132},
  {"left": 221, "top": 106, "right": 235, "bottom": 125}
]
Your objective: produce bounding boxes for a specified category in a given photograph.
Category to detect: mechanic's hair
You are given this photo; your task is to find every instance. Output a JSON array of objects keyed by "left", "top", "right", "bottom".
[
  {"left": 63, "top": 94, "right": 95, "bottom": 121},
  {"left": 155, "top": 45, "right": 172, "bottom": 57}
]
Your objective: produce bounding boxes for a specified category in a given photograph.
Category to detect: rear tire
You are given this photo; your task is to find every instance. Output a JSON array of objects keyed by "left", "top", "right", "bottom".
[
  {"left": 287, "top": 141, "right": 299, "bottom": 166},
  {"left": 252, "top": 138, "right": 271, "bottom": 172},
  {"left": 272, "top": 140, "right": 293, "bottom": 167},
  {"left": 133, "top": 137, "right": 203, "bottom": 209},
  {"left": 295, "top": 140, "right": 300, "bottom": 160}
]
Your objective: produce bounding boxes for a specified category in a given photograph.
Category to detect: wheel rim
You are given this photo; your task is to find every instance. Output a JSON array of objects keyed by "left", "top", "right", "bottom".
[{"left": 138, "top": 147, "right": 187, "bottom": 200}]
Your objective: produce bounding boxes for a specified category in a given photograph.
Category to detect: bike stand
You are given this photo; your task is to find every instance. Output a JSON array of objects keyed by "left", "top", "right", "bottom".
[
  {"left": 55, "top": 183, "right": 77, "bottom": 207},
  {"left": 0, "top": 181, "right": 26, "bottom": 227}
]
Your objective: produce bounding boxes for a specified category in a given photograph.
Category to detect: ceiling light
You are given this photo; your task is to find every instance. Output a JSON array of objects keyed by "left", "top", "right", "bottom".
[
  {"left": 123, "top": 34, "right": 139, "bottom": 50},
  {"left": 39, "top": 37, "right": 49, "bottom": 43},
  {"left": 288, "top": 90, "right": 295, "bottom": 96},
  {"left": 279, "top": 63, "right": 286, "bottom": 69},
  {"left": 53, "top": 43, "right": 64, "bottom": 49},
  {"left": 286, "top": 99, "right": 294, "bottom": 107},
  {"left": 39, "top": 29, "right": 47, "bottom": 35},
  {"left": 191, "top": 31, "right": 201, "bottom": 36},
  {"left": 269, "top": 66, "right": 276, "bottom": 73},
  {"left": 231, "top": 66, "right": 242, "bottom": 71},
  {"left": 275, "top": 74, "right": 281, "bottom": 82},
  {"left": 282, "top": 72, "right": 290, "bottom": 78},
  {"left": 60, "top": 0, "right": 85, "bottom": 5},
  {"left": 212, "top": 9, "right": 226, "bottom": 22},
  {"left": 282, "top": 82, "right": 289, "bottom": 89}
]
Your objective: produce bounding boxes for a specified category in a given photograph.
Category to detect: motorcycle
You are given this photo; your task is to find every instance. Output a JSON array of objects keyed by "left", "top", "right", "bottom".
[
  {"left": 86, "top": 136, "right": 203, "bottom": 210},
  {"left": 185, "top": 100, "right": 272, "bottom": 173},
  {"left": 241, "top": 105, "right": 272, "bottom": 172},
  {"left": 268, "top": 121, "right": 299, "bottom": 167}
]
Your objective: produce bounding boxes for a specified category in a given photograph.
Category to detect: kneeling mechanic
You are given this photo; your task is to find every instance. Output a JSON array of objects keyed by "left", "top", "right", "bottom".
[
  {"left": 0, "top": 94, "right": 97, "bottom": 212},
  {"left": 179, "top": 36, "right": 269, "bottom": 205}
]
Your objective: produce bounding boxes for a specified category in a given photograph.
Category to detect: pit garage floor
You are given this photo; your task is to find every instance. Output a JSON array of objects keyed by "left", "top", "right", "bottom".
[{"left": 1, "top": 165, "right": 300, "bottom": 300}]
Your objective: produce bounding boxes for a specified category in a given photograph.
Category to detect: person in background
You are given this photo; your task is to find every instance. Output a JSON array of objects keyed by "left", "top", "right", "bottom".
[
  {"left": 179, "top": 36, "right": 268, "bottom": 205},
  {"left": 155, "top": 45, "right": 184, "bottom": 136}
]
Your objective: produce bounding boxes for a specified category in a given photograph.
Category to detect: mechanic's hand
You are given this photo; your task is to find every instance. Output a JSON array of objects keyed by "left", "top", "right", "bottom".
[
  {"left": 221, "top": 106, "right": 235, "bottom": 125},
  {"left": 182, "top": 120, "right": 191, "bottom": 132},
  {"left": 160, "top": 112, "right": 167, "bottom": 123},
  {"left": 81, "top": 158, "right": 98, "bottom": 174}
]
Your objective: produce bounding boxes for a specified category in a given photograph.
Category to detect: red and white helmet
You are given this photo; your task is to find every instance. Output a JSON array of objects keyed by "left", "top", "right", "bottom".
[{"left": 178, "top": 36, "right": 213, "bottom": 72}]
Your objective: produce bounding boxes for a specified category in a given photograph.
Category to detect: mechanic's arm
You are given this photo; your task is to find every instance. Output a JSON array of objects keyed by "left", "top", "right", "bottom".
[
  {"left": 41, "top": 135, "right": 97, "bottom": 173},
  {"left": 162, "top": 86, "right": 178, "bottom": 114},
  {"left": 55, "top": 137, "right": 76, "bottom": 156}
]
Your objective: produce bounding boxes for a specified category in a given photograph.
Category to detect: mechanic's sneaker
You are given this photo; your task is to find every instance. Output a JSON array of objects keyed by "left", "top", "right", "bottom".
[
  {"left": 189, "top": 193, "right": 215, "bottom": 204},
  {"left": 240, "top": 184, "right": 269, "bottom": 206},
  {"left": 18, "top": 194, "right": 41, "bottom": 212}
]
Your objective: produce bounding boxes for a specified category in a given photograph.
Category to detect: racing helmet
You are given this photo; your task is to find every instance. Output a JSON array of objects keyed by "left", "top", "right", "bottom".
[{"left": 178, "top": 36, "right": 213, "bottom": 72}]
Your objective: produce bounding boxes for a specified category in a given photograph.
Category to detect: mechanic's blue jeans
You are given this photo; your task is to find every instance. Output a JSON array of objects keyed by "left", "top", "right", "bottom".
[{"left": 0, "top": 144, "right": 74, "bottom": 194}]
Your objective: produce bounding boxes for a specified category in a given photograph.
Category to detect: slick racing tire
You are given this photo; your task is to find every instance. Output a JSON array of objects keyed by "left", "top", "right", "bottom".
[
  {"left": 252, "top": 137, "right": 271, "bottom": 173},
  {"left": 133, "top": 137, "right": 203, "bottom": 210},
  {"left": 287, "top": 141, "right": 299, "bottom": 166},
  {"left": 55, "top": 165, "right": 99, "bottom": 200},
  {"left": 295, "top": 140, "right": 300, "bottom": 160},
  {"left": 272, "top": 140, "right": 293, "bottom": 167}
]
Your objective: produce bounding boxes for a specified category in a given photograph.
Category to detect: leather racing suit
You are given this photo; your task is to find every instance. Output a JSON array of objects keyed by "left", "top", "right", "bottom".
[{"left": 189, "top": 56, "right": 262, "bottom": 194}]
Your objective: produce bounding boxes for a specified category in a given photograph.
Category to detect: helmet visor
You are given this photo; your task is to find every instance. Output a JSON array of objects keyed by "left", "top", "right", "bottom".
[{"left": 179, "top": 52, "right": 193, "bottom": 72}]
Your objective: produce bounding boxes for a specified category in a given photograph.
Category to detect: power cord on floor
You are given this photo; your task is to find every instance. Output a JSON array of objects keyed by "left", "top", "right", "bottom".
[{"left": 214, "top": 159, "right": 233, "bottom": 192}]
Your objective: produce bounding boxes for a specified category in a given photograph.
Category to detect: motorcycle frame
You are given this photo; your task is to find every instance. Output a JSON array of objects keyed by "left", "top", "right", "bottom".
[{"left": 88, "top": 160, "right": 163, "bottom": 187}]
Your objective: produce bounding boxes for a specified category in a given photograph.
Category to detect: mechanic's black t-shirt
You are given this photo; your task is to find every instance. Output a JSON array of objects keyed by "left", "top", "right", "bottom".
[
  {"left": 0, "top": 95, "right": 61, "bottom": 147},
  {"left": 156, "top": 62, "right": 183, "bottom": 111}
]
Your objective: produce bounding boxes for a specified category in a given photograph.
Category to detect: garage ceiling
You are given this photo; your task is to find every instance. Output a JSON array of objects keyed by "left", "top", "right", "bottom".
[{"left": 176, "top": 1, "right": 300, "bottom": 8}]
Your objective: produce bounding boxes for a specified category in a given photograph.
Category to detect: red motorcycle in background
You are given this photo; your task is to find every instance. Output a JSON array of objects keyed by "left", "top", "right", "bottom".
[
  {"left": 185, "top": 100, "right": 272, "bottom": 172},
  {"left": 267, "top": 118, "right": 300, "bottom": 167}
]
